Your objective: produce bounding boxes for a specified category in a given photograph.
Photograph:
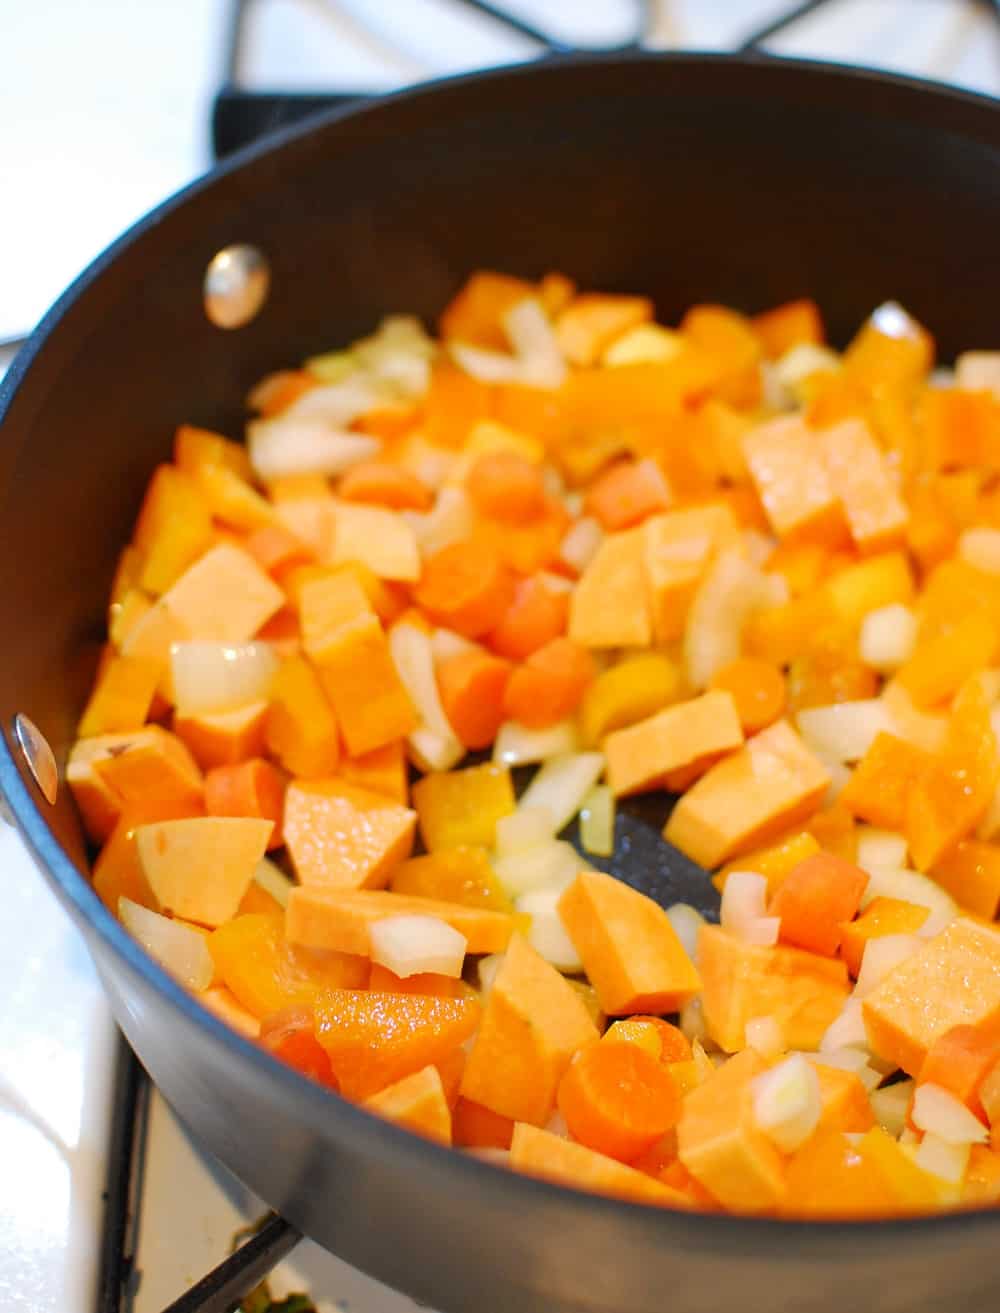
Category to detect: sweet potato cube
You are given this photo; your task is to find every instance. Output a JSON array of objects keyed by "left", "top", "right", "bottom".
[
  {"left": 339, "top": 741, "right": 408, "bottom": 805},
  {"left": 812, "top": 1061, "right": 876, "bottom": 1135},
  {"left": 554, "top": 293, "right": 654, "bottom": 367},
  {"left": 119, "top": 597, "right": 191, "bottom": 683},
  {"left": 283, "top": 778, "right": 416, "bottom": 889},
  {"left": 677, "top": 1048, "right": 787, "bottom": 1213},
  {"left": 863, "top": 918, "right": 1000, "bottom": 1075},
  {"left": 642, "top": 505, "right": 742, "bottom": 643},
  {"left": 568, "top": 527, "right": 652, "bottom": 648},
  {"left": 285, "top": 887, "right": 514, "bottom": 956},
  {"left": 742, "top": 415, "right": 847, "bottom": 546},
  {"left": 135, "top": 815, "right": 271, "bottom": 926},
  {"left": 932, "top": 840, "right": 1000, "bottom": 921},
  {"left": 558, "top": 871, "right": 702, "bottom": 1016},
  {"left": 839, "top": 897, "right": 928, "bottom": 978},
  {"left": 839, "top": 732, "right": 930, "bottom": 830},
  {"left": 604, "top": 690, "right": 744, "bottom": 797},
  {"left": 299, "top": 569, "right": 371, "bottom": 664},
  {"left": 92, "top": 796, "right": 203, "bottom": 913},
  {"left": 509, "top": 1123, "right": 686, "bottom": 1208},
  {"left": 89, "top": 725, "right": 203, "bottom": 818},
  {"left": 664, "top": 720, "right": 830, "bottom": 869},
  {"left": 266, "top": 656, "right": 340, "bottom": 777},
  {"left": 192, "top": 461, "right": 275, "bottom": 531},
  {"left": 460, "top": 934, "right": 598, "bottom": 1125},
  {"left": 842, "top": 304, "right": 934, "bottom": 391},
  {"left": 328, "top": 501, "right": 420, "bottom": 582},
  {"left": 174, "top": 700, "right": 268, "bottom": 770},
  {"left": 161, "top": 543, "right": 284, "bottom": 641},
  {"left": 174, "top": 423, "right": 254, "bottom": 480},
  {"left": 818, "top": 419, "right": 908, "bottom": 554},
  {"left": 133, "top": 465, "right": 214, "bottom": 595},
  {"left": 698, "top": 924, "right": 849, "bottom": 1053},
  {"left": 412, "top": 764, "right": 515, "bottom": 851},
  {"left": 67, "top": 739, "right": 128, "bottom": 842},
  {"left": 365, "top": 1065, "right": 452, "bottom": 1145},
  {"left": 77, "top": 655, "right": 160, "bottom": 737}
]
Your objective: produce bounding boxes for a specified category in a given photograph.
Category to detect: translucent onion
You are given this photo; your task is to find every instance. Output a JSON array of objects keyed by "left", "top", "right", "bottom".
[
  {"left": 388, "top": 621, "right": 464, "bottom": 772},
  {"left": 960, "top": 527, "right": 1000, "bottom": 575},
  {"left": 773, "top": 342, "right": 841, "bottom": 398},
  {"left": 494, "top": 807, "right": 556, "bottom": 857},
  {"left": 493, "top": 719, "right": 579, "bottom": 767},
  {"left": 882, "top": 682, "right": 947, "bottom": 755},
  {"left": 751, "top": 1055, "right": 822, "bottom": 1153},
  {"left": 515, "top": 886, "right": 582, "bottom": 972},
  {"left": 429, "top": 628, "right": 481, "bottom": 665},
  {"left": 914, "top": 1133, "right": 970, "bottom": 1186},
  {"left": 247, "top": 417, "right": 379, "bottom": 481},
  {"left": 855, "top": 827, "right": 909, "bottom": 873},
  {"left": 684, "top": 548, "right": 785, "bottom": 690},
  {"left": 253, "top": 857, "right": 293, "bottom": 908},
  {"left": 859, "top": 604, "right": 917, "bottom": 673},
  {"left": 449, "top": 341, "right": 523, "bottom": 383},
  {"left": 869, "top": 1079, "right": 915, "bottom": 1137},
  {"left": 720, "top": 871, "right": 779, "bottom": 946},
  {"left": 119, "top": 897, "right": 213, "bottom": 991},
  {"left": 170, "top": 640, "right": 279, "bottom": 716},
  {"left": 517, "top": 752, "right": 605, "bottom": 836},
  {"left": 955, "top": 350, "right": 1000, "bottom": 398},
  {"left": 503, "top": 298, "right": 567, "bottom": 389},
  {"left": 853, "top": 934, "right": 923, "bottom": 998},
  {"left": 579, "top": 785, "right": 614, "bottom": 858},
  {"left": 679, "top": 996, "right": 709, "bottom": 1044},
  {"left": 665, "top": 903, "right": 706, "bottom": 963},
  {"left": 492, "top": 839, "right": 582, "bottom": 899},
  {"left": 744, "top": 1016, "right": 784, "bottom": 1059},
  {"left": 559, "top": 517, "right": 604, "bottom": 575},
  {"left": 860, "top": 866, "right": 957, "bottom": 935},
  {"left": 369, "top": 915, "right": 467, "bottom": 979},
  {"left": 478, "top": 953, "right": 505, "bottom": 995},
  {"left": 819, "top": 998, "right": 869, "bottom": 1053},
  {"left": 403, "top": 485, "right": 474, "bottom": 558},
  {"left": 796, "top": 700, "right": 895, "bottom": 765},
  {"left": 911, "top": 1083, "right": 989, "bottom": 1145}
]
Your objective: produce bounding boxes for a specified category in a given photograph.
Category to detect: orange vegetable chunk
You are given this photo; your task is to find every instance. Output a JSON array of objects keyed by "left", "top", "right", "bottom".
[
  {"left": 283, "top": 778, "right": 416, "bottom": 890},
  {"left": 134, "top": 815, "right": 272, "bottom": 926},
  {"left": 367, "top": 964, "right": 461, "bottom": 998},
  {"left": 642, "top": 504, "right": 741, "bottom": 644},
  {"left": 698, "top": 923, "right": 849, "bottom": 1053},
  {"left": 839, "top": 897, "right": 928, "bottom": 978},
  {"left": 918, "top": 1024, "right": 1000, "bottom": 1121},
  {"left": 414, "top": 539, "right": 516, "bottom": 639},
  {"left": 818, "top": 418, "right": 908, "bottom": 554},
  {"left": 489, "top": 575, "right": 569, "bottom": 660},
  {"left": 863, "top": 918, "right": 1000, "bottom": 1075},
  {"left": 708, "top": 658, "right": 786, "bottom": 735},
  {"left": 452, "top": 1097, "right": 514, "bottom": 1149},
  {"left": 558, "top": 871, "right": 702, "bottom": 1016},
  {"left": 436, "top": 649, "right": 513, "bottom": 749},
  {"left": 285, "top": 887, "right": 514, "bottom": 956},
  {"left": 714, "top": 831, "right": 821, "bottom": 898},
  {"left": 77, "top": 654, "right": 160, "bottom": 737},
  {"left": 133, "top": 464, "right": 214, "bottom": 595},
  {"left": 174, "top": 701, "right": 269, "bottom": 771},
  {"left": 751, "top": 298, "right": 824, "bottom": 359},
  {"left": 364, "top": 1064, "right": 453, "bottom": 1145},
  {"left": 584, "top": 458, "right": 672, "bottom": 532},
  {"left": 160, "top": 543, "right": 285, "bottom": 641},
  {"left": 783, "top": 1129, "right": 898, "bottom": 1218},
  {"left": 681, "top": 304, "right": 762, "bottom": 409},
  {"left": 266, "top": 656, "right": 341, "bottom": 777},
  {"left": 460, "top": 933, "right": 598, "bottom": 1125},
  {"left": 769, "top": 853, "right": 869, "bottom": 957},
  {"left": 198, "top": 985, "right": 261, "bottom": 1040},
  {"left": 313, "top": 988, "right": 480, "bottom": 1100},
  {"left": 664, "top": 720, "right": 830, "bottom": 869},
  {"left": 931, "top": 840, "right": 1000, "bottom": 921},
  {"left": 438, "top": 270, "right": 535, "bottom": 349},
  {"left": 259, "top": 1004, "right": 339, "bottom": 1087},
  {"left": 389, "top": 847, "right": 511, "bottom": 912},
  {"left": 812, "top": 1061, "right": 876, "bottom": 1135},
  {"left": 557, "top": 1038, "right": 682, "bottom": 1162},
  {"left": 339, "top": 461, "right": 432, "bottom": 511},
  {"left": 568, "top": 527, "right": 652, "bottom": 648},
  {"left": 509, "top": 1123, "right": 686, "bottom": 1208},
  {"left": 92, "top": 797, "right": 203, "bottom": 913},
  {"left": 604, "top": 690, "right": 744, "bottom": 798},
  {"left": 466, "top": 450, "right": 547, "bottom": 523},
  {"left": 204, "top": 757, "right": 285, "bottom": 849},
  {"left": 76, "top": 726, "right": 204, "bottom": 843},
  {"left": 839, "top": 732, "right": 930, "bottom": 830},
  {"left": 555, "top": 293, "right": 653, "bottom": 367},
  {"left": 503, "top": 637, "right": 594, "bottom": 730},
  {"left": 895, "top": 612, "right": 998, "bottom": 709},
  {"left": 338, "top": 740, "right": 408, "bottom": 805},
  {"left": 742, "top": 415, "right": 846, "bottom": 546},
  {"left": 411, "top": 763, "right": 515, "bottom": 851}
]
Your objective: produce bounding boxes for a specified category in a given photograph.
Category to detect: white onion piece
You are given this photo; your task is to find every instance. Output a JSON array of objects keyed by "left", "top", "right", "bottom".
[
  {"left": 911, "top": 1083, "right": 989, "bottom": 1145},
  {"left": 774, "top": 342, "right": 840, "bottom": 396},
  {"left": 680, "top": 996, "right": 709, "bottom": 1045},
  {"left": 494, "top": 807, "right": 556, "bottom": 856},
  {"left": 537, "top": 570, "right": 574, "bottom": 596},
  {"left": 860, "top": 867, "right": 957, "bottom": 934},
  {"left": 429, "top": 628, "right": 480, "bottom": 665},
  {"left": 493, "top": 840, "right": 582, "bottom": 898},
  {"left": 478, "top": 953, "right": 505, "bottom": 995},
  {"left": 820, "top": 998, "right": 869, "bottom": 1053},
  {"left": 403, "top": 485, "right": 474, "bottom": 559},
  {"left": 856, "top": 827, "right": 909, "bottom": 873},
  {"left": 692, "top": 1037, "right": 719, "bottom": 1077},
  {"left": 579, "top": 786, "right": 614, "bottom": 858},
  {"left": 119, "top": 897, "right": 213, "bottom": 991},
  {"left": 408, "top": 727, "right": 465, "bottom": 774},
  {"left": 515, "top": 886, "right": 582, "bottom": 971},
  {"left": 253, "top": 857, "right": 292, "bottom": 908},
  {"left": 882, "top": 683, "right": 947, "bottom": 755},
  {"left": 369, "top": 915, "right": 467, "bottom": 979},
  {"left": 517, "top": 753, "right": 605, "bottom": 836},
  {"left": 248, "top": 418, "right": 379, "bottom": 481},
  {"left": 810, "top": 1049, "right": 880, "bottom": 1092},
  {"left": 955, "top": 350, "right": 1000, "bottom": 398},
  {"left": 869, "top": 1079, "right": 915, "bottom": 1137},
  {"left": 796, "top": 700, "right": 895, "bottom": 765},
  {"left": 493, "top": 718, "right": 579, "bottom": 767},
  {"left": 760, "top": 361, "right": 794, "bottom": 412},
  {"left": 559, "top": 517, "right": 605, "bottom": 575},
  {"left": 751, "top": 1055, "right": 822, "bottom": 1153},
  {"left": 503, "top": 298, "right": 567, "bottom": 389},
  {"left": 859, "top": 604, "right": 917, "bottom": 673},
  {"left": 170, "top": 641, "right": 279, "bottom": 716},
  {"left": 684, "top": 549, "right": 783, "bottom": 690},
  {"left": 960, "top": 528, "right": 1000, "bottom": 576},
  {"left": 449, "top": 341, "right": 523, "bottom": 383},
  {"left": 720, "top": 871, "right": 779, "bottom": 946},
  {"left": 915, "top": 1133, "right": 970, "bottom": 1185},
  {"left": 388, "top": 622, "right": 464, "bottom": 772},
  {"left": 286, "top": 374, "right": 385, "bottom": 424},
  {"left": 665, "top": 903, "right": 706, "bottom": 963},
  {"left": 854, "top": 934, "right": 923, "bottom": 998},
  {"left": 545, "top": 1108, "right": 571, "bottom": 1138},
  {"left": 745, "top": 1016, "right": 784, "bottom": 1059}
]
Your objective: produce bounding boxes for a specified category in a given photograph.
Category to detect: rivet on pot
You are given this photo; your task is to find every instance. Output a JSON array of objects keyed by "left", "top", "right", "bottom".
[
  {"left": 203, "top": 243, "right": 270, "bottom": 329},
  {"left": 13, "top": 714, "right": 58, "bottom": 806}
]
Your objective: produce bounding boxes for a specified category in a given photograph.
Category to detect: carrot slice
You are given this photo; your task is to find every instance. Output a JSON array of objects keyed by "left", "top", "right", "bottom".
[
  {"left": 584, "top": 458, "right": 672, "bottom": 531},
  {"left": 204, "top": 758, "right": 286, "bottom": 850},
  {"left": 557, "top": 1040, "right": 682, "bottom": 1163},
  {"left": 917, "top": 1025, "right": 1000, "bottom": 1120},
  {"left": 436, "top": 649, "right": 513, "bottom": 749},
  {"left": 709, "top": 657, "right": 787, "bottom": 734},
  {"left": 769, "top": 853, "right": 869, "bottom": 957},
  {"left": 414, "top": 539, "right": 516, "bottom": 638},
  {"left": 503, "top": 637, "right": 595, "bottom": 729},
  {"left": 488, "top": 575, "right": 569, "bottom": 660},
  {"left": 339, "top": 461, "right": 432, "bottom": 511}
]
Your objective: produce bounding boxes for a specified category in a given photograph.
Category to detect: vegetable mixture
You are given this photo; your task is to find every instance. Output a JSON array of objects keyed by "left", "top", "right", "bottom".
[{"left": 68, "top": 271, "right": 1000, "bottom": 1218}]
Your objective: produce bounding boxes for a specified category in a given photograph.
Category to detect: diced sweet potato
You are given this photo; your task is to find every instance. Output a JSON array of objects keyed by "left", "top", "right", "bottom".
[
  {"left": 862, "top": 918, "right": 1000, "bottom": 1075},
  {"left": 931, "top": 840, "right": 1000, "bottom": 921},
  {"left": 77, "top": 655, "right": 160, "bottom": 737},
  {"left": 197, "top": 985, "right": 262, "bottom": 1039},
  {"left": 452, "top": 1097, "right": 515, "bottom": 1150},
  {"left": 135, "top": 816, "right": 271, "bottom": 926},
  {"left": 285, "top": 887, "right": 514, "bottom": 956},
  {"left": 782, "top": 1129, "right": 898, "bottom": 1218},
  {"left": 743, "top": 415, "right": 847, "bottom": 546},
  {"left": 642, "top": 504, "right": 742, "bottom": 643},
  {"left": 839, "top": 897, "right": 928, "bottom": 978},
  {"left": 364, "top": 1065, "right": 452, "bottom": 1145},
  {"left": 266, "top": 656, "right": 341, "bottom": 777},
  {"left": 604, "top": 690, "right": 744, "bottom": 798},
  {"left": 818, "top": 419, "right": 908, "bottom": 554},
  {"left": 174, "top": 701, "right": 269, "bottom": 771},
  {"left": 315, "top": 603, "right": 418, "bottom": 757},
  {"left": 283, "top": 778, "right": 416, "bottom": 889},
  {"left": 664, "top": 720, "right": 830, "bottom": 869},
  {"left": 160, "top": 543, "right": 285, "bottom": 641},
  {"left": 509, "top": 1123, "right": 686, "bottom": 1208},
  {"left": 558, "top": 871, "right": 701, "bottom": 1016},
  {"left": 812, "top": 1062, "right": 876, "bottom": 1135},
  {"left": 329, "top": 502, "right": 420, "bottom": 581},
  {"left": 460, "top": 934, "right": 598, "bottom": 1124},
  {"left": 338, "top": 741, "right": 408, "bottom": 805},
  {"left": 698, "top": 924, "right": 849, "bottom": 1053},
  {"left": 568, "top": 527, "right": 652, "bottom": 648},
  {"left": 133, "top": 465, "right": 214, "bottom": 595},
  {"left": 88, "top": 725, "right": 203, "bottom": 819}
]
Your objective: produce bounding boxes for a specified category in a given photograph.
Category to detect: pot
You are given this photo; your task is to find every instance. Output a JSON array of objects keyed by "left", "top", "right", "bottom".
[{"left": 2, "top": 52, "right": 999, "bottom": 1313}]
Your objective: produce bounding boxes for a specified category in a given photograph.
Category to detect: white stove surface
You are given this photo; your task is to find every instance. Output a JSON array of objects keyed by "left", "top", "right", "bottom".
[{"left": 0, "top": 3, "right": 997, "bottom": 1311}]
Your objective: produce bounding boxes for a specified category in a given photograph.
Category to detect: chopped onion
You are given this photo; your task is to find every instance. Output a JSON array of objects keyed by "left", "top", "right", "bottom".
[
  {"left": 860, "top": 866, "right": 957, "bottom": 934},
  {"left": 248, "top": 417, "right": 379, "bottom": 481},
  {"left": 545, "top": 1108, "right": 571, "bottom": 1138},
  {"left": 503, "top": 298, "right": 567, "bottom": 389},
  {"left": 170, "top": 640, "right": 279, "bottom": 716},
  {"left": 493, "top": 839, "right": 582, "bottom": 898},
  {"left": 869, "top": 1079, "right": 915, "bottom": 1137},
  {"left": 811, "top": 1049, "right": 881, "bottom": 1092},
  {"left": 819, "top": 998, "right": 869, "bottom": 1053},
  {"left": 665, "top": 903, "right": 706, "bottom": 962},
  {"left": 288, "top": 373, "right": 386, "bottom": 424},
  {"left": 352, "top": 315, "right": 436, "bottom": 398},
  {"left": 388, "top": 621, "right": 464, "bottom": 772},
  {"left": 493, "top": 718, "right": 579, "bottom": 767},
  {"left": 494, "top": 807, "right": 556, "bottom": 857},
  {"left": 745, "top": 1016, "right": 784, "bottom": 1058},
  {"left": 680, "top": 996, "right": 709, "bottom": 1044},
  {"left": 369, "top": 915, "right": 467, "bottom": 979},
  {"left": 882, "top": 683, "right": 947, "bottom": 754},
  {"left": 691, "top": 1037, "right": 719, "bottom": 1079},
  {"left": 559, "top": 516, "right": 604, "bottom": 575},
  {"left": 515, "top": 886, "right": 582, "bottom": 971},
  {"left": 478, "top": 953, "right": 505, "bottom": 994},
  {"left": 854, "top": 934, "right": 922, "bottom": 998},
  {"left": 759, "top": 361, "right": 794, "bottom": 412},
  {"left": 403, "top": 485, "right": 474, "bottom": 558},
  {"left": 517, "top": 753, "right": 605, "bottom": 836},
  {"left": 119, "top": 897, "right": 213, "bottom": 991},
  {"left": 684, "top": 548, "right": 783, "bottom": 690},
  {"left": 773, "top": 342, "right": 841, "bottom": 397},
  {"left": 541, "top": 464, "right": 565, "bottom": 499},
  {"left": 751, "top": 1054, "right": 822, "bottom": 1153},
  {"left": 537, "top": 570, "right": 574, "bottom": 596},
  {"left": 429, "top": 628, "right": 480, "bottom": 665},
  {"left": 855, "top": 826, "right": 909, "bottom": 873},
  {"left": 911, "top": 1083, "right": 989, "bottom": 1145},
  {"left": 449, "top": 341, "right": 523, "bottom": 383},
  {"left": 960, "top": 527, "right": 1000, "bottom": 575},
  {"left": 796, "top": 700, "right": 894, "bottom": 764},
  {"left": 955, "top": 350, "right": 1000, "bottom": 398},
  {"left": 822, "top": 758, "right": 852, "bottom": 806},
  {"left": 408, "top": 727, "right": 464, "bottom": 774},
  {"left": 914, "top": 1133, "right": 970, "bottom": 1185},
  {"left": 927, "top": 367, "right": 956, "bottom": 389},
  {"left": 579, "top": 786, "right": 614, "bottom": 857},
  {"left": 720, "top": 871, "right": 779, "bottom": 946},
  {"left": 859, "top": 604, "right": 917, "bottom": 672},
  {"left": 253, "top": 857, "right": 293, "bottom": 908},
  {"left": 977, "top": 783, "right": 1000, "bottom": 841}
]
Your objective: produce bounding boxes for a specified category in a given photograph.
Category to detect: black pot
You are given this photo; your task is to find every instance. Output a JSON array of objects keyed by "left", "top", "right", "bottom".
[{"left": 2, "top": 52, "right": 999, "bottom": 1313}]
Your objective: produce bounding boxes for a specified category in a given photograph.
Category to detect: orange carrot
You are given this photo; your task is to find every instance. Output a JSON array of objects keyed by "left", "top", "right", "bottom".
[
  {"left": 709, "top": 657, "right": 787, "bottom": 734},
  {"left": 452, "top": 1096, "right": 515, "bottom": 1150},
  {"left": 557, "top": 1040, "right": 682, "bottom": 1163},
  {"left": 339, "top": 461, "right": 433, "bottom": 511},
  {"left": 489, "top": 575, "right": 569, "bottom": 660},
  {"left": 422, "top": 363, "right": 495, "bottom": 449},
  {"left": 438, "top": 271, "right": 535, "bottom": 349},
  {"left": 603, "top": 1016, "right": 692, "bottom": 1064},
  {"left": 917, "top": 1025, "right": 1000, "bottom": 1120},
  {"left": 503, "top": 637, "right": 594, "bottom": 729},
  {"left": 436, "top": 649, "right": 513, "bottom": 750},
  {"left": 584, "top": 458, "right": 672, "bottom": 531},
  {"left": 466, "top": 450, "right": 548, "bottom": 523},
  {"left": 414, "top": 539, "right": 516, "bottom": 638},
  {"left": 204, "top": 758, "right": 286, "bottom": 850},
  {"left": 244, "top": 523, "right": 314, "bottom": 575},
  {"left": 769, "top": 853, "right": 869, "bottom": 957},
  {"left": 259, "top": 1005, "right": 338, "bottom": 1088}
]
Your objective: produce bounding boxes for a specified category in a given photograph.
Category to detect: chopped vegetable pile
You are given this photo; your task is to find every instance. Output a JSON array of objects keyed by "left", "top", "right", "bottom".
[{"left": 69, "top": 270, "right": 1000, "bottom": 1218}]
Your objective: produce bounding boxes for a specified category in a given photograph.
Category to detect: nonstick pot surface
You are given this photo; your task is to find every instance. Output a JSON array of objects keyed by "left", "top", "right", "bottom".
[{"left": 2, "top": 52, "right": 1000, "bottom": 1313}]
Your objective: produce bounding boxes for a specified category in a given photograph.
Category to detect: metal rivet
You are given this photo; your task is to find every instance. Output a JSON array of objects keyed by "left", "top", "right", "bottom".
[
  {"left": 203, "top": 243, "right": 270, "bottom": 329},
  {"left": 14, "top": 714, "right": 58, "bottom": 806}
]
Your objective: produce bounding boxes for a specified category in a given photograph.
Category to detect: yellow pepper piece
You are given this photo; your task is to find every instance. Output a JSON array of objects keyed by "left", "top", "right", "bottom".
[
  {"left": 578, "top": 653, "right": 681, "bottom": 747},
  {"left": 713, "top": 831, "right": 821, "bottom": 896},
  {"left": 389, "top": 846, "right": 512, "bottom": 912},
  {"left": 412, "top": 763, "right": 516, "bottom": 851}
]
